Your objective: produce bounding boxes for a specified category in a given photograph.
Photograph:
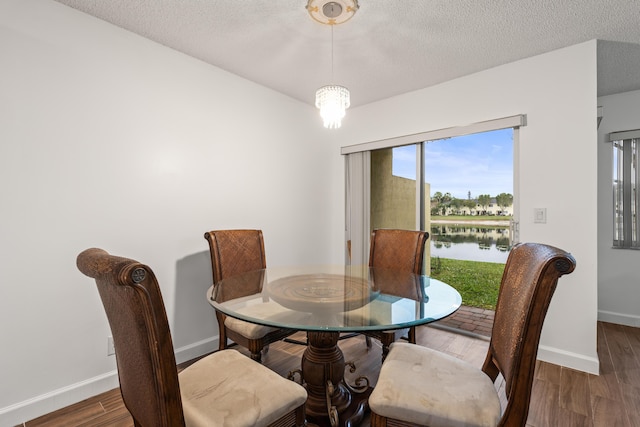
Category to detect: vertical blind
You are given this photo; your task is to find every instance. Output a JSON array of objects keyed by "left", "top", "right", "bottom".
[
  {"left": 609, "top": 130, "right": 640, "bottom": 249},
  {"left": 345, "top": 151, "right": 370, "bottom": 264}
]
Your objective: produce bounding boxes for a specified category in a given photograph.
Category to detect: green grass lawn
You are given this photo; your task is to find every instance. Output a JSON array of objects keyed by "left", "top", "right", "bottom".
[{"left": 429, "top": 257, "right": 503, "bottom": 310}]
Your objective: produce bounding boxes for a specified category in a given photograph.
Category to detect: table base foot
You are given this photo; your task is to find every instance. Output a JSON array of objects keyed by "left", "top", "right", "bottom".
[{"left": 306, "top": 387, "right": 371, "bottom": 427}]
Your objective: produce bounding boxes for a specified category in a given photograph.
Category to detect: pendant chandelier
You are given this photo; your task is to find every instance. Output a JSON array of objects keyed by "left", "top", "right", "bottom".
[{"left": 307, "top": 0, "right": 359, "bottom": 129}]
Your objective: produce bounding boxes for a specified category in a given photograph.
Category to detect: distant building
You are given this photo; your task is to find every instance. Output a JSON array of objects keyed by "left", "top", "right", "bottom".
[{"left": 434, "top": 197, "right": 513, "bottom": 216}]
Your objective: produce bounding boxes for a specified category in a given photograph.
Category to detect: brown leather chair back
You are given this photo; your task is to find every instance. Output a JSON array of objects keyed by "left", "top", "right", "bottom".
[
  {"left": 368, "top": 229, "right": 429, "bottom": 275},
  {"left": 76, "top": 248, "right": 185, "bottom": 427},
  {"left": 483, "top": 242, "right": 576, "bottom": 426},
  {"left": 370, "top": 267, "right": 424, "bottom": 301},
  {"left": 204, "top": 229, "right": 267, "bottom": 284}
]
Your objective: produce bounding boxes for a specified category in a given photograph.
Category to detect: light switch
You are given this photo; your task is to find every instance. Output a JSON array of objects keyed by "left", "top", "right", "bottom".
[{"left": 534, "top": 208, "right": 546, "bottom": 223}]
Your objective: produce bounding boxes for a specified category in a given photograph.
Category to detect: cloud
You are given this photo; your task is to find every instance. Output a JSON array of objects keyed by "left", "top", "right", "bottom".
[{"left": 392, "top": 129, "right": 513, "bottom": 199}]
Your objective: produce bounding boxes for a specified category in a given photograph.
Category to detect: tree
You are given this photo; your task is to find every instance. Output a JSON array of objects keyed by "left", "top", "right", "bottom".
[
  {"left": 432, "top": 192, "right": 444, "bottom": 205},
  {"left": 463, "top": 199, "right": 477, "bottom": 215},
  {"left": 431, "top": 192, "right": 453, "bottom": 215},
  {"left": 495, "top": 193, "right": 513, "bottom": 214},
  {"left": 450, "top": 198, "right": 463, "bottom": 215},
  {"left": 478, "top": 194, "right": 492, "bottom": 214},
  {"left": 431, "top": 192, "right": 443, "bottom": 216},
  {"left": 440, "top": 192, "right": 452, "bottom": 215}
]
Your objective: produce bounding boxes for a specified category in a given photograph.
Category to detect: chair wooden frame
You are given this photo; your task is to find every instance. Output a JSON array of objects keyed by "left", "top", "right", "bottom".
[
  {"left": 370, "top": 242, "right": 577, "bottom": 427},
  {"left": 363, "top": 228, "right": 429, "bottom": 360},
  {"left": 77, "top": 248, "right": 306, "bottom": 427},
  {"left": 204, "top": 229, "right": 296, "bottom": 362}
]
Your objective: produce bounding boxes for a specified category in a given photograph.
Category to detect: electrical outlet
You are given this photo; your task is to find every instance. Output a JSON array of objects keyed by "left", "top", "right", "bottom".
[{"left": 107, "top": 336, "right": 115, "bottom": 356}]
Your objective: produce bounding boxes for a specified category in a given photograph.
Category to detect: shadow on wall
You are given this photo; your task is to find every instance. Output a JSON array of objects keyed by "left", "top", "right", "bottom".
[{"left": 172, "top": 250, "right": 217, "bottom": 357}]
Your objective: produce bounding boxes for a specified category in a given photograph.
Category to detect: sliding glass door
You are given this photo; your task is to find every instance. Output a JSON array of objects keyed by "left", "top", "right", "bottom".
[{"left": 344, "top": 115, "right": 523, "bottom": 268}]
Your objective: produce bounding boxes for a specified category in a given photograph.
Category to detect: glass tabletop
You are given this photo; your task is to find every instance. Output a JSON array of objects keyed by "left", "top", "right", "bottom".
[{"left": 207, "top": 264, "right": 462, "bottom": 332}]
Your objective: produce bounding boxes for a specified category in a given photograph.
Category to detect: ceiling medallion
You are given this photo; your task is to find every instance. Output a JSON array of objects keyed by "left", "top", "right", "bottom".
[{"left": 306, "top": 0, "right": 359, "bottom": 26}]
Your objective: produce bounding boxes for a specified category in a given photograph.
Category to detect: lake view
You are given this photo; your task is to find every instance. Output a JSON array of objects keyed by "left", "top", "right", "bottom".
[{"left": 429, "top": 223, "right": 511, "bottom": 263}]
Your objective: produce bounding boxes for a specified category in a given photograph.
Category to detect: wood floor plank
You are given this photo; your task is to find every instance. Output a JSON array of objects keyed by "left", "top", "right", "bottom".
[
  {"left": 554, "top": 407, "right": 593, "bottom": 427},
  {"left": 76, "top": 406, "right": 133, "bottom": 427},
  {"left": 600, "top": 323, "right": 640, "bottom": 400},
  {"left": 417, "top": 324, "right": 457, "bottom": 349},
  {"left": 620, "top": 384, "right": 640, "bottom": 427},
  {"left": 441, "top": 333, "right": 488, "bottom": 366},
  {"left": 602, "top": 323, "right": 639, "bottom": 372},
  {"left": 559, "top": 367, "right": 592, "bottom": 418},
  {"left": 622, "top": 324, "right": 640, "bottom": 365},
  {"left": 589, "top": 370, "right": 624, "bottom": 401},
  {"left": 96, "top": 389, "right": 126, "bottom": 413},
  {"left": 618, "top": 379, "right": 640, "bottom": 427},
  {"left": 590, "top": 321, "right": 625, "bottom": 401},
  {"left": 596, "top": 321, "right": 616, "bottom": 375},
  {"left": 535, "top": 360, "right": 562, "bottom": 385},
  {"left": 24, "top": 398, "right": 106, "bottom": 427},
  {"left": 591, "top": 394, "right": 631, "bottom": 427},
  {"left": 525, "top": 378, "right": 559, "bottom": 427}
]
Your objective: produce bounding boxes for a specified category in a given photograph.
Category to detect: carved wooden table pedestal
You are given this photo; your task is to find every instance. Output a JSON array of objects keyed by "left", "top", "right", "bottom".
[{"left": 300, "top": 331, "right": 370, "bottom": 427}]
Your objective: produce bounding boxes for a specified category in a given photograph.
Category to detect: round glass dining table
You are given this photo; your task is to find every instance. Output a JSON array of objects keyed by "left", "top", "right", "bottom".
[{"left": 207, "top": 264, "right": 462, "bottom": 427}]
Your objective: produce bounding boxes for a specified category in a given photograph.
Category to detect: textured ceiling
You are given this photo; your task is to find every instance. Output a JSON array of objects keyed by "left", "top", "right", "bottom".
[{"left": 54, "top": 0, "right": 640, "bottom": 107}]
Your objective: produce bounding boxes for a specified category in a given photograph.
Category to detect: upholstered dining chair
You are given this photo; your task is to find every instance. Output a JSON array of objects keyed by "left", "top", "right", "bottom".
[
  {"left": 76, "top": 248, "right": 307, "bottom": 427},
  {"left": 204, "top": 229, "right": 296, "bottom": 362},
  {"left": 363, "top": 228, "right": 429, "bottom": 361},
  {"left": 369, "top": 242, "right": 576, "bottom": 427}
]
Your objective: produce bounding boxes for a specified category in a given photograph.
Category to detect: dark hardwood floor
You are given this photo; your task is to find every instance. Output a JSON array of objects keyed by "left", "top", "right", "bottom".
[{"left": 18, "top": 322, "right": 640, "bottom": 427}]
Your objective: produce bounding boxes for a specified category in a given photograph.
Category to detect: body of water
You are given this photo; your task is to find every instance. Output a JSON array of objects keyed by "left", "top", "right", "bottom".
[{"left": 429, "top": 224, "right": 510, "bottom": 263}]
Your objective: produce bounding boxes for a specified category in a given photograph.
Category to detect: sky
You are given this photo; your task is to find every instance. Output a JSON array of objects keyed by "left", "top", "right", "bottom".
[{"left": 392, "top": 128, "right": 513, "bottom": 200}]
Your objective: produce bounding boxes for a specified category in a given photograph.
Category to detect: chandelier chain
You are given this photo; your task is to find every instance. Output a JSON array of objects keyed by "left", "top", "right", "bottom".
[{"left": 331, "top": 24, "right": 334, "bottom": 82}]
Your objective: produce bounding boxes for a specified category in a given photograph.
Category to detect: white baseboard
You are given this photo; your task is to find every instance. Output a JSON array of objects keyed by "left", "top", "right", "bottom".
[
  {"left": 598, "top": 310, "right": 640, "bottom": 327},
  {"left": 0, "top": 336, "right": 219, "bottom": 427},
  {"left": 0, "top": 371, "right": 119, "bottom": 427},
  {"left": 430, "top": 323, "right": 601, "bottom": 375},
  {"left": 175, "top": 336, "right": 218, "bottom": 364},
  {"left": 537, "top": 344, "right": 600, "bottom": 375}
]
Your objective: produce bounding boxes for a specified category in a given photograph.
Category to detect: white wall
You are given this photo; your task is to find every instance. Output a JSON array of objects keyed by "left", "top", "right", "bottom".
[
  {"left": 0, "top": 1, "right": 336, "bottom": 424},
  {"left": 329, "top": 41, "right": 600, "bottom": 374},
  {"left": 597, "top": 89, "right": 640, "bottom": 327}
]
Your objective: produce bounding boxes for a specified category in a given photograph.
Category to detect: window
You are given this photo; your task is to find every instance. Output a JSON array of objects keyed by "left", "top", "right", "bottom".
[
  {"left": 343, "top": 115, "right": 525, "bottom": 263},
  {"left": 611, "top": 131, "right": 640, "bottom": 249}
]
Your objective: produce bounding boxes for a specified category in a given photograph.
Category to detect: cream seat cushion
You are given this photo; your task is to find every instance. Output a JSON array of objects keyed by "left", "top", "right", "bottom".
[
  {"left": 369, "top": 342, "right": 501, "bottom": 427},
  {"left": 224, "top": 302, "right": 293, "bottom": 339},
  {"left": 224, "top": 318, "right": 277, "bottom": 339},
  {"left": 179, "top": 349, "right": 307, "bottom": 427}
]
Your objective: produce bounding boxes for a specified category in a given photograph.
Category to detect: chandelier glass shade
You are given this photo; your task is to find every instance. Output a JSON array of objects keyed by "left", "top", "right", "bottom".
[{"left": 315, "top": 84, "right": 350, "bottom": 129}]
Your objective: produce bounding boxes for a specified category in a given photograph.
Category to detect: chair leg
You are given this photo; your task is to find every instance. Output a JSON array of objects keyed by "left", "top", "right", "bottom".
[
  {"left": 408, "top": 326, "right": 416, "bottom": 344},
  {"left": 217, "top": 315, "right": 228, "bottom": 351},
  {"left": 250, "top": 350, "right": 262, "bottom": 363},
  {"left": 218, "top": 336, "right": 227, "bottom": 351},
  {"left": 295, "top": 405, "right": 306, "bottom": 427},
  {"left": 365, "top": 335, "right": 372, "bottom": 348},
  {"left": 380, "top": 333, "right": 396, "bottom": 362}
]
